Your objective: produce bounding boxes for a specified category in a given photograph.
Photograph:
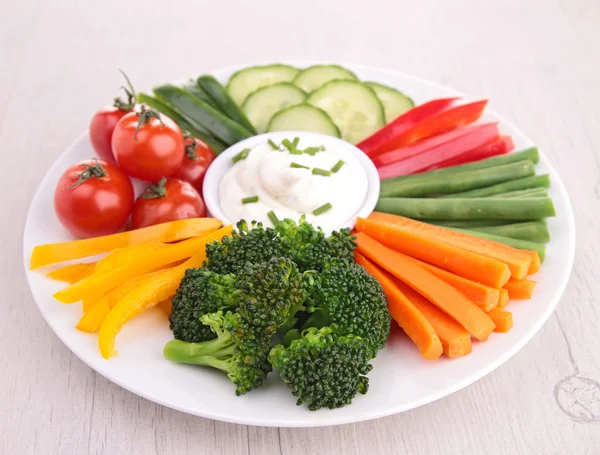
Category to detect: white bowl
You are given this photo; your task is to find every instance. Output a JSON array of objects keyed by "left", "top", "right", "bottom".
[{"left": 202, "top": 131, "right": 381, "bottom": 232}]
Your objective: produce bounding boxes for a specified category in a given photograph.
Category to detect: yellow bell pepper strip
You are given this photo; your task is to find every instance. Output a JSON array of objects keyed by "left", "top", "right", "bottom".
[
  {"left": 97, "top": 227, "right": 232, "bottom": 359},
  {"left": 157, "top": 297, "right": 173, "bottom": 317},
  {"left": 46, "top": 262, "right": 95, "bottom": 284},
  {"left": 30, "top": 217, "right": 221, "bottom": 269},
  {"left": 54, "top": 226, "right": 232, "bottom": 304}
]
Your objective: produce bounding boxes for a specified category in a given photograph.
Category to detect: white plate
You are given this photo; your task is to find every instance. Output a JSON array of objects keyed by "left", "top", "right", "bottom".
[{"left": 22, "top": 62, "right": 575, "bottom": 428}]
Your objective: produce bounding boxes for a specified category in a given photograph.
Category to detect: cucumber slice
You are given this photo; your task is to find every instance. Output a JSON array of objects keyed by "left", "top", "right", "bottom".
[
  {"left": 242, "top": 83, "right": 306, "bottom": 134},
  {"left": 267, "top": 104, "right": 341, "bottom": 137},
  {"left": 306, "top": 80, "right": 384, "bottom": 144},
  {"left": 366, "top": 81, "right": 414, "bottom": 123},
  {"left": 227, "top": 64, "right": 299, "bottom": 106},
  {"left": 293, "top": 64, "right": 357, "bottom": 93}
]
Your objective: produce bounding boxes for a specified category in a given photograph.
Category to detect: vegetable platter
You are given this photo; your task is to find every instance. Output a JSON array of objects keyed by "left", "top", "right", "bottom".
[{"left": 23, "top": 62, "right": 575, "bottom": 427}]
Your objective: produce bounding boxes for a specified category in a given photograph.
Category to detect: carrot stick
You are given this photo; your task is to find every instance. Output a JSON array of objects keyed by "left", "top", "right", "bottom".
[
  {"left": 355, "top": 233, "right": 495, "bottom": 341},
  {"left": 356, "top": 217, "right": 510, "bottom": 288},
  {"left": 392, "top": 278, "right": 472, "bottom": 358},
  {"left": 527, "top": 250, "right": 541, "bottom": 275},
  {"left": 367, "top": 212, "right": 531, "bottom": 280},
  {"left": 503, "top": 278, "right": 536, "bottom": 300},
  {"left": 402, "top": 256, "right": 499, "bottom": 311},
  {"left": 354, "top": 252, "right": 443, "bottom": 360},
  {"left": 497, "top": 289, "right": 509, "bottom": 309},
  {"left": 487, "top": 308, "right": 513, "bottom": 332}
]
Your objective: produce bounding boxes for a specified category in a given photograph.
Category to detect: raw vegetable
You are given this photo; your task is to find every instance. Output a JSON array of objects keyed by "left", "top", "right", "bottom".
[
  {"left": 241, "top": 83, "right": 306, "bottom": 133},
  {"left": 365, "top": 82, "right": 414, "bottom": 123},
  {"left": 426, "top": 220, "right": 508, "bottom": 229},
  {"left": 112, "top": 106, "right": 185, "bottom": 181},
  {"left": 54, "top": 159, "right": 134, "bottom": 239},
  {"left": 527, "top": 251, "right": 541, "bottom": 274},
  {"left": 196, "top": 75, "right": 257, "bottom": 134},
  {"left": 356, "top": 217, "right": 510, "bottom": 288},
  {"left": 450, "top": 227, "right": 547, "bottom": 261},
  {"left": 439, "top": 174, "right": 551, "bottom": 199},
  {"left": 354, "top": 252, "right": 443, "bottom": 360},
  {"left": 487, "top": 307, "right": 513, "bottom": 332},
  {"left": 46, "top": 263, "right": 95, "bottom": 284},
  {"left": 393, "top": 278, "right": 472, "bottom": 358},
  {"left": 158, "top": 298, "right": 173, "bottom": 316},
  {"left": 181, "top": 80, "right": 221, "bottom": 111},
  {"left": 379, "top": 160, "right": 536, "bottom": 198},
  {"left": 266, "top": 104, "right": 341, "bottom": 137},
  {"left": 293, "top": 65, "right": 357, "bottom": 93},
  {"left": 227, "top": 64, "right": 299, "bottom": 106},
  {"left": 376, "top": 197, "right": 556, "bottom": 221},
  {"left": 497, "top": 289, "right": 509, "bottom": 309},
  {"left": 469, "top": 221, "right": 550, "bottom": 243},
  {"left": 172, "top": 136, "right": 216, "bottom": 191},
  {"left": 377, "top": 123, "right": 500, "bottom": 179},
  {"left": 503, "top": 278, "right": 536, "bottom": 299},
  {"left": 367, "top": 213, "right": 532, "bottom": 279},
  {"left": 489, "top": 188, "right": 548, "bottom": 199},
  {"left": 306, "top": 80, "right": 385, "bottom": 144},
  {"left": 30, "top": 218, "right": 220, "bottom": 269},
  {"left": 355, "top": 232, "right": 495, "bottom": 341}
]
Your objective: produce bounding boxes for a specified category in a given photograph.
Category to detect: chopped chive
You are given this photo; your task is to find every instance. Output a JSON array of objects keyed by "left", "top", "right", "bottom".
[
  {"left": 290, "top": 162, "right": 310, "bottom": 170},
  {"left": 303, "top": 146, "right": 325, "bottom": 156},
  {"left": 267, "top": 210, "right": 279, "bottom": 225},
  {"left": 241, "top": 196, "right": 259, "bottom": 204},
  {"left": 268, "top": 139, "right": 279, "bottom": 150},
  {"left": 331, "top": 160, "right": 345, "bottom": 173},
  {"left": 292, "top": 137, "right": 300, "bottom": 148},
  {"left": 313, "top": 203, "right": 332, "bottom": 216},
  {"left": 282, "top": 138, "right": 295, "bottom": 151},
  {"left": 312, "top": 167, "right": 332, "bottom": 177},
  {"left": 232, "top": 148, "right": 250, "bottom": 163},
  {"left": 289, "top": 148, "right": 303, "bottom": 155}
]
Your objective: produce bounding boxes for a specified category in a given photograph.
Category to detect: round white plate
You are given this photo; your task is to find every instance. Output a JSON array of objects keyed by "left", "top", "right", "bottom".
[{"left": 22, "top": 62, "right": 575, "bottom": 427}]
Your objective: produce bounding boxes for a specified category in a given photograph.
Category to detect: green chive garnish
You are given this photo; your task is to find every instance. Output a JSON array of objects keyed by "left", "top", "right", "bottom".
[
  {"left": 292, "top": 137, "right": 300, "bottom": 148},
  {"left": 282, "top": 138, "right": 294, "bottom": 151},
  {"left": 268, "top": 139, "right": 279, "bottom": 150},
  {"left": 242, "top": 196, "right": 259, "bottom": 204},
  {"left": 312, "top": 168, "right": 332, "bottom": 177},
  {"left": 303, "top": 146, "right": 324, "bottom": 156},
  {"left": 331, "top": 160, "right": 345, "bottom": 173},
  {"left": 313, "top": 203, "right": 332, "bottom": 216},
  {"left": 289, "top": 149, "right": 303, "bottom": 155},
  {"left": 267, "top": 210, "right": 279, "bottom": 225},
  {"left": 290, "top": 162, "right": 310, "bottom": 170},
  {"left": 232, "top": 148, "right": 250, "bottom": 163}
]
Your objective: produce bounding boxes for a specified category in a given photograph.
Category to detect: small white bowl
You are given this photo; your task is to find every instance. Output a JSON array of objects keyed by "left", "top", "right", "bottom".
[{"left": 203, "top": 131, "right": 380, "bottom": 233}]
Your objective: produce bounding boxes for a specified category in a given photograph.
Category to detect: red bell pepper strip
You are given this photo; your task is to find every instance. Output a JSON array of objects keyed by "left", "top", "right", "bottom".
[
  {"left": 372, "top": 123, "right": 496, "bottom": 168},
  {"left": 377, "top": 123, "right": 499, "bottom": 179},
  {"left": 420, "top": 135, "right": 514, "bottom": 172},
  {"left": 357, "top": 98, "right": 459, "bottom": 158}
]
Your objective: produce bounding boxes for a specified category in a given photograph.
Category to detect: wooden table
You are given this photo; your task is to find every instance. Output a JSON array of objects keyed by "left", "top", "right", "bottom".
[{"left": 2, "top": 0, "right": 599, "bottom": 453}]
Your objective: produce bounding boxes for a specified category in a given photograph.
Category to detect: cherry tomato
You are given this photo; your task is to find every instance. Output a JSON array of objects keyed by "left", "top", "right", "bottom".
[
  {"left": 55, "top": 159, "right": 134, "bottom": 238},
  {"left": 112, "top": 106, "right": 185, "bottom": 182},
  {"left": 131, "top": 178, "right": 206, "bottom": 229},
  {"left": 172, "top": 136, "right": 216, "bottom": 192}
]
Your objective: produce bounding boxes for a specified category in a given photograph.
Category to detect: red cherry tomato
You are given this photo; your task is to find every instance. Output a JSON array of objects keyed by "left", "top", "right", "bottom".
[
  {"left": 172, "top": 136, "right": 216, "bottom": 192},
  {"left": 131, "top": 178, "right": 206, "bottom": 229},
  {"left": 112, "top": 106, "right": 185, "bottom": 181},
  {"left": 54, "top": 159, "right": 134, "bottom": 238}
]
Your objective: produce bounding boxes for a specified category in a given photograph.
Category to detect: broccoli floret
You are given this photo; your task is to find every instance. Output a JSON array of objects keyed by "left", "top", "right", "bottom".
[
  {"left": 269, "top": 326, "right": 373, "bottom": 410},
  {"left": 164, "top": 311, "right": 272, "bottom": 395},
  {"left": 275, "top": 217, "right": 356, "bottom": 272},
  {"left": 304, "top": 258, "right": 391, "bottom": 355},
  {"left": 169, "top": 268, "right": 238, "bottom": 342},
  {"left": 205, "top": 220, "right": 286, "bottom": 275}
]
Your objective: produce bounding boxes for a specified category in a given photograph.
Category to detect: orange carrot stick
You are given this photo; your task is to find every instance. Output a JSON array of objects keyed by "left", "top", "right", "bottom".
[
  {"left": 503, "top": 278, "right": 536, "bottom": 300},
  {"left": 392, "top": 278, "right": 472, "bottom": 358},
  {"left": 527, "top": 251, "right": 541, "bottom": 275},
  {"left": 497, "top": 289, "right": 509, "bottom": 309},
  {"left": 487, "top": 308, "right": 513, "bottom": 332},
  {"left": 356, "top": 217, "right": 510, "bottom": 288},
  {"left": 403, "top": 256, "right": 499, "bottom": 311},
  {"left": 354, "top": 252, "right": 443, "bottom": 360},
  {"left": 367, "top": 212, "right": 531, "bottom": 280},
  {"left": 355, "top": 232, "right": 495, "bottom": 341}
]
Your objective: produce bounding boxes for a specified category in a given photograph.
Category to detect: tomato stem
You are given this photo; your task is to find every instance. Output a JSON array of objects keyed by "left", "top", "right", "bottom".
[
  {"left": 134, "top": 105, "right": 164, "bottom": 141},
  {"left": 141, "top": 178, "right": 167, "bottom": 199},
  {"left": 113, "top": 69, "right": 137, "bottom": 111},
  {"left": 68, "top": 158, "right": 107, "bottom": 189},
  {"left": 184, "top": 134, "right": 198, "bottom": 160}
]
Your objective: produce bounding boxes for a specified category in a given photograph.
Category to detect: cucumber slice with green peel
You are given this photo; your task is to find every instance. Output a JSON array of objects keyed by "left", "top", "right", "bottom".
[
  {"left": 227, "top": 64, "right": 299, "bottom": 106},
  {"left": 266, "top": 104, "right": 341, "bottom": 137},
  {"left": 242, "top": 83, "right": 306, "bottom": 134},
  {"left": 366, "top": 82, "right": 414, "bottom": 123},
  {"left": 306, "top": 80, "right": 385, "bottom": 144},
  {"left": 293, "top": 64, "right": 358, "bottom": 93}
]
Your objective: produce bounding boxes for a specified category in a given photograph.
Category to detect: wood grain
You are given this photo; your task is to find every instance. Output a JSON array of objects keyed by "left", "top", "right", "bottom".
[{"left": 2, "top": 0, "right": 600, "bottom": 453}]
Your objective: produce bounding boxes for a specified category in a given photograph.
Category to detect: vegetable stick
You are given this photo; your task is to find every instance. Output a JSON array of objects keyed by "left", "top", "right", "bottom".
[
  {"left": 487, "top": 308, "right": 513, "bottom": 332},
  {"left": 367, "top": 213, "right": 531, "bottom": 280},
  {"left": 392, "top": 278, "right": 472, "bottom": 358},
  {"left": 356, "top": 217, "right": 510, "bottom": 288},
  {"left": 503, "top": 278, "right": 536, "bottom": 300},
  {"left": 46, "top": 262, "right": 95, "bottom": 284},
  {"left": 402, "top": 256, "right": 499, "bottom": 311},
  {"left": 527, "top": 251, "right": 541, "bottom": 275},
  {"left": 438, "top": 174, "right": 550, "bottom": 199},
  {"left": 497, "top": 289, "right": 509, "bottom": 309},
  {"left": 467, "top": 220, "right": 550, "bottom": 243},
  {"left": 354, "top": 252, "right": 442, "bottom": 359},
  {"left": 355, "top": 233, "right": 495, "bottom": 341}
]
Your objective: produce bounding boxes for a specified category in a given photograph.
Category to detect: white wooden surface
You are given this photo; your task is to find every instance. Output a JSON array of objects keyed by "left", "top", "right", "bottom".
[{"left": 2, "top": 0, "right": 599, "bottom": 453}]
